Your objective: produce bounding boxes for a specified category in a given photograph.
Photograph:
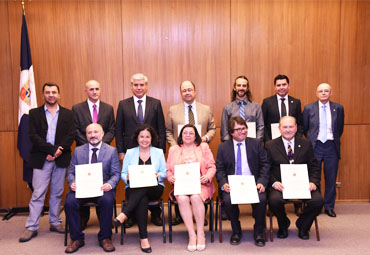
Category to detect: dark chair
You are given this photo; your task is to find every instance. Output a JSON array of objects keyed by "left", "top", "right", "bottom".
[
  {"left": 119, "top": 199, "right": 166, "bottom": 245},
  {"left": 64, "top": 201, "right": 118, "bottom": 246},
  {"left": 268, "top": 200, "right": 320, "bottom": 241},
  {"left": 168, "top": 198, "right": 214, "bottom": 243},
  {"left": 215, "top": 196, "right": 268, "bottom": 243}
]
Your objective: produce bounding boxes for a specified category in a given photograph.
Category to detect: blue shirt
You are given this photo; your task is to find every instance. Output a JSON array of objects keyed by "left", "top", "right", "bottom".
[{"left": 44, "top": 104, "right": 60, "bottom": 145}]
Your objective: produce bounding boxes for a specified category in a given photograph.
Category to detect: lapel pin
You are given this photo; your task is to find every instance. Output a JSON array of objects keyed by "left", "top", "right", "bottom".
[
  {"left": 298, "top": 145, "right": 301, "bottom": 147},
  {"left": 291, "top": 100, "right": 293, "bottom": 103},
  {"left": 333, "top": 109, "right": 336, "bottom": 111}
]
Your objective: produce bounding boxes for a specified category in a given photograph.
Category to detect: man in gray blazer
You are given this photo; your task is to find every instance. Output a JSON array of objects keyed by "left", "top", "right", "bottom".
[
  {"left": 64, "top": 123, "right": 121, "bottom": 253},
  {"left": 303, "top": 83, "right": 344, "bottom": 218},
  {"left": 72, "top": 80, "right": 116, "bottom": 229}
]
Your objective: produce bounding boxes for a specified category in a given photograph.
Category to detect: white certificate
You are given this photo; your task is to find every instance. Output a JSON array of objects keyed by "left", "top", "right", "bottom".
[
  {"left": 178, "top": 124, "right": 202, "bottom": 136},
  {"left": 246, "top": 122, "right": 256, "bottom": 138},
  {"left": 228, "top": 175, "right": 260, "bottom": 204},
  {"left": 280, "top": 164, "right": 311, "bottom": 199},
  {"left": 75, "top": 162, "right": 103, "bottom": 199},
  {"left": 174, "top": 162, "right": 201, "bottom": 196},
  {"left": 128, "top": 165, "right": 158, "bottom": 188},
  {"left": 271, "top": 123, "right": 281, "bottom": 139}
]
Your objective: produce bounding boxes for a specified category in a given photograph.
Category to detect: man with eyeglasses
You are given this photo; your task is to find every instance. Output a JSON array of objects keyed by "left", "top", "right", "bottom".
[
  {"left": 216, "top": 116, "right": 270, "bottom": 247},
  {"left": 220, "top": 75, "right": 264, "bottom": 142},
  {"left": 166, "top": 80, "right": 216, "bottom": 225},
  {"left": 116, "top": 73, "right": 166, "bottom": 227}
]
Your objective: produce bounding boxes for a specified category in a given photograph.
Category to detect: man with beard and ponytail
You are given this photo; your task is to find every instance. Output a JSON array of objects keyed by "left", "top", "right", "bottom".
[{"left": 221, "top": 76, "right": 264, "bottom": 142}]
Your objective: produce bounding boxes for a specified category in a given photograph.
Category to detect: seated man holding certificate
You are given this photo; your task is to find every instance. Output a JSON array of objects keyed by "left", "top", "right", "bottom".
[
  {"left": 64, "top": 123, "right": 121, "bottom": 253},
  {"left": 265, "top": 116, "right": 324, "bottom": 240},
  {"left": 216, "top": 117, "right": 270, "bottom": 247},
  {"left": 114, "top": 125, "right": 166, "bottom": 253},
  {"left": 167, "top": 124, "right": 216, "bottom": 252}
]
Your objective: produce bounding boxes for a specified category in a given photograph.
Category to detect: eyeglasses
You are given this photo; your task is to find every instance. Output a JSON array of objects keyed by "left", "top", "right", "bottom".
[{"left": 233, "top": 127, "right": 247, "bottom": 132}]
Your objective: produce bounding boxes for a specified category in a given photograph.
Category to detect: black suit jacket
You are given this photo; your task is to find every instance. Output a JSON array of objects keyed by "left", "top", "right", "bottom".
[
  {"left": 261, "top": 95, "right": 303, "bottom": 142},
  {"left": 116, "top": 96, "right": 166, "bottom": 153},
  {"left": 72, "top": 100, "right": 115, "bottom": 146},
  {"left": 28, "top": 105, "right": 75, "bottom": 169},
  {"left": 264, "top": 136, "right": 321, "bottom": 188},
  {"left": 216, "top": 138, "right": 270, "bottom": 189}
]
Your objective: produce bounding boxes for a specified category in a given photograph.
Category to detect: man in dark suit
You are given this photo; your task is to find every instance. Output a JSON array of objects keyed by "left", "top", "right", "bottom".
[
  {"left": 72, "top": 80, "right": 116, "bottom": 229},
  {"left": 64, "top": 123, "right": 121, "bottom": 253},
  {"left": 116, "top": 73, "right": 166, "bottom": 226},
  {"left": 262, "top": 74, "right": 303, "bottom": 215},
  {"left": 303, "top": 83, "right": 344, "bottom": 217},
  {"left": 19, "top": 83, "right": 75, "bottom": 243},
  {"left": 216, "top": 116, "right": 270, "bottom": 247},
  {"left": 265, "top": 116, "right": 324, "bottom": 240}
]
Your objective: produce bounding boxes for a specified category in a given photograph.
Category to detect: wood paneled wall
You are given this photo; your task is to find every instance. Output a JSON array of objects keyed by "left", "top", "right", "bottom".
[{"left": 1, "top": 0, "right": 369, "bottom": 208}]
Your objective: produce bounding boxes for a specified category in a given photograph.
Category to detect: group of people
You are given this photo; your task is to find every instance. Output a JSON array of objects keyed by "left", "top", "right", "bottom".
[{"left": 17, "top": 73, "right": 344, "bottom": 254}]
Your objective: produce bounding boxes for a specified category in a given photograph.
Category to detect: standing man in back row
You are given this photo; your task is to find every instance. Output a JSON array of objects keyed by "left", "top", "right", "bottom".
[{"left": 72, "top": 79, "right": 116, "bottom": 230}]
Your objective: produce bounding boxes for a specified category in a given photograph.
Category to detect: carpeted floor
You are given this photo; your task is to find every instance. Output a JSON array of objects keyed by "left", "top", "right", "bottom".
[{"left": 1, "top": 202, "right": 369, "bottom": 255}]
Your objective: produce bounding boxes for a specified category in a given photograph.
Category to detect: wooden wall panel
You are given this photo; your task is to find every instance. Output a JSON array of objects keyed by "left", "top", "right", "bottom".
[
  {"left": 231, "top": 0, "right": 341, "bottom": 106},
  {"left": 0, "top": 2, "right": 15, "bottom": 131},
  {"left": 339, "top": 0, "right": 370, "bottom": 124},
  {"left": 121, "top": 0, "right": 230, "bottom": 125}
]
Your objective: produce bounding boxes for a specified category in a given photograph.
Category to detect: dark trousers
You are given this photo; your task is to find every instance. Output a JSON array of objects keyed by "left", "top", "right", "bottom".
[
  {"left": 124, "top": 185, "right": 163, "bottom": 239},
  {"left": 79, "top": 206, "right": 99, "bottom": 226},
  {"left": 222, "top": 191, "right": 266, "bottom": 236},
  {"left": 268, "top": 189, "right": 324, "bottom": 232},
  {"left": 314, "top": 140, "right": 339, "bottom": 210},
  {"left": 64, "top": 190, "right": 115, "bottom": 242}
]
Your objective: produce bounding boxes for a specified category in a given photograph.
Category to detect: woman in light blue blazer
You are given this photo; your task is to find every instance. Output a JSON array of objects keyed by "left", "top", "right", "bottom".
[{"left": 114, "top": 124, "right": 166, "bottom": 253}]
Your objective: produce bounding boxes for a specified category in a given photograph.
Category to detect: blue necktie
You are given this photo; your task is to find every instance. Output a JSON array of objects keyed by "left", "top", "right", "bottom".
[
  {"left": 236, "top": 143, "right": 242, "bottom": 175},
  {"left": 287, "top": 143, "right": 294, "bottom": 163},
  {"left": 240, "top": 101, "right": 245, "bottom": 120},
  {"left": 319, "top": 105, "right": 327, "bottom": 143},
  {"left": 137, "top": 99, "right": 144, "bottom": 124}
]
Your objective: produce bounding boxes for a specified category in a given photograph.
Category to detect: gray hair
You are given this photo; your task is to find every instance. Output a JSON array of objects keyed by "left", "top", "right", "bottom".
[{"left": 130, "top": 73, "right": 148, "bottom": 83}]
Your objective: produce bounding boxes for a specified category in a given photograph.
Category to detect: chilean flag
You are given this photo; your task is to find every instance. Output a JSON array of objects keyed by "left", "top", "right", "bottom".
[{"left": 17, "top": 13, "right": 37, "bottom": 185}]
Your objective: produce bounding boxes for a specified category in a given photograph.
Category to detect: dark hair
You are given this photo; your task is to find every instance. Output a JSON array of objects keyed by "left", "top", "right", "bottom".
[
  {"left": 274, "top": 74, "right": 289, "bottom": 85},
  {"left": 132, "top": 124, "right": 158, "bottom": 147},
  {"left": 177, "top": 124, "right": 202, "bottom": 146},
  {"left": 227, "top": 116, "right": 248, "bottom": 136},
  {"left": 179, "top": 81, "right": 196, "bottom": 91},
  {"left": 232, "top": 75, "right": 252, "bottom": 102},
  {"left": 42, "top": 82, "right": 60, "bottom": 93}
]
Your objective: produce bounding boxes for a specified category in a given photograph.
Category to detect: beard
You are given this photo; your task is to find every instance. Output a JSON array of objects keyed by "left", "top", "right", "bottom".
[
  {"left": 236, "top": 89, "right": 247, "bottom": 97},
  {"left": 88, "top": 137, "right": 102, "bottom": 146}
]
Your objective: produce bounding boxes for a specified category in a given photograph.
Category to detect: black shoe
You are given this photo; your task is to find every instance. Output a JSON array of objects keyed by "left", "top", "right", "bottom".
[
  {"left": 204, "top": 218, "right": 208, "bottom": 226},
  {"left": 296, "top": 220, "right": 309, "bottom": 240},
  {"left": 171, "top": 216, "right": 183, "bottom": 226},
  {"left": 229, "top": 233, "right": 241, "bottom": 245},
  {"left": 221, "top": 208, "right": 228, "bottom": 221},
  {"left": 277, "top": 217, "right": 290, "bottom": 238},
  {"left": 151, "top": 216, "right": 162, "bottom": 226},
  {"left": 124, "top": 217, "right": 135, "bottom": 228},
  {"left": 254, "top": 234, "right": 265, "bottom": 247},
  {"left": 113, "top": 218, "right": 122, "bottom": 228},
  {"left": 141, "top": 246, "right": 152, "bottom": 253},
  {"left": 325, "top": 209, "right": 336, "bottom": 217}
]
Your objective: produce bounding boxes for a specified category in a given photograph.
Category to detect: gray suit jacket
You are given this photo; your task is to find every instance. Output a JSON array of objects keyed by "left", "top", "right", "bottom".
[
  {"left": 303, "top": 101, "right": 344, "bottom": 158},
  {"left": 67, "top": 143, "right": 121, "bottom": 191},
  {"left": 166, "top": 101, "right": 216, "bottom": 147},
  {"left": 72, "top": 100, "right": 115, "bottom": 146}
]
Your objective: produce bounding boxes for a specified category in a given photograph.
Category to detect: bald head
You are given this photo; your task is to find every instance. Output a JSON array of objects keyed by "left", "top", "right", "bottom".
[
  {"left": 85, "top": 80, "right": 101, "bottom": 103},
  {"left": 86, "top": 123, "right": 104, "bottom": 146},
  {"left": 316, "top": 83, "right": 332, "bottom": 104},
  {"left": 279, "top": 116, "right": 297, "bottom": 141}
]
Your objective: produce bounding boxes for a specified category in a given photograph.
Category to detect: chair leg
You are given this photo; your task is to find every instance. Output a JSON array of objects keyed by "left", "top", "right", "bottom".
[
  {"left": 215, "top": 197, "right": 219, "bottom": 232},
  {"left": 209, "top": 201, "right": 214, "bottom": 243},
  {"left": 168, "top": 199, "right": 173, "bottom": 243},
  {"left": 161, "top": 200, "right": 166, "bottom": 243},
  {"left": 269, "top": 209, "right": 274, "bottom": 242},
  {"left": 218, "top": 201, "right": 223, "bottom": 243},
  {"left": 64, "top": 216, "right": 68, "bottom": 246},
  {"left": 114, "top": 201, "right": 118, "bottom": 233},
  {"left": 314, "top": 217, "right": 320, "bottom": 241},
  {"left": 120, "top": 202, "right": 124, "bottom": 245}
]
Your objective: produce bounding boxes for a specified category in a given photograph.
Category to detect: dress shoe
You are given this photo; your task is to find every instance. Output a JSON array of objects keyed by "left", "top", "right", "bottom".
[
  {"left": 141, "top": 246, "right": 152, "bottom": 253},
  {"left": 50, "top": 224, "right": 65, "bottom": 234},
  {"left": 196, "top": 243, "right": 206, "bottom": 251},
  {"left": 254, "top": 234, "right": 265, "bottom": 247},
  {"left": 187, "top": 244, "right": 197, "bottom": 252},
  {"left": 65, "top": 240, "right": 84, "bottom": 253},
  {"left": 325, "top": 209, "right": 336, "bottom": 217},
  {"left": 296, "top": 220, "right": 309, "bottom": 240},
  {"left": 99, "top": 238, "right": 115, "bottom": 252},
  {"left": 229, "top": 233, "right": 241, "bottom": 245},
  {"left": 171, "top": 216, "right": 183, "bottom": 226},
  {"left": 277, "top": 217, "right": 290, "bottom": 238},
  {"left": 151, "top": 216, "right": 162, "bottom": 226},
  {"left": 124, "top": 217, "right": 135, "bottom": 228},
  {"left": 113, "top": 218, "right": 122, "bottom": 228},
  {"left": 19, "top": 229, "right": 37, "bottom": 242}
]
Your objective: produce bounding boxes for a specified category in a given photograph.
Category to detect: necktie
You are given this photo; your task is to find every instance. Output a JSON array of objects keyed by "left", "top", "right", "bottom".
[
  {"left": 91, "top": 148, "right": 98, "bottom": 163},
  {"left": 236, "top": 143, "right": 242, "bottom": 175},
  {"left": 188, "top": 105, "right": 195, "bottom": 125},
  {"left": 93, "top": 104, "right": 98, "bottom": 123},
  {"left": 287, "top": 143, "right": 294, "bottom": 163},
  {"left": 239, "top": 101, "right": 245, "bottom": 120},
  {"left": 280, "top": 98, "right": 287, "bottom": 117},
  {"left": 319, "top": 105, "right": 327, "bottom": 143},
  {"left": 137, "top": 99, "right": 144, "bottom": 124}
]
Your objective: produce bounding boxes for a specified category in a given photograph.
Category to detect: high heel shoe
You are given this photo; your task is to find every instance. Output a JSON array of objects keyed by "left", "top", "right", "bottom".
[
  {"left": 113, "top": 218, "right": 122, "bottom": 228},
  {"left": 187, "top": 244, "right": 197, "bottom": 252},
  {"left": 196, "top": 243, "right": 206, "bottom": 251},
  {"left": 141, "top": 246, "right": 152, "bottom": 253}
]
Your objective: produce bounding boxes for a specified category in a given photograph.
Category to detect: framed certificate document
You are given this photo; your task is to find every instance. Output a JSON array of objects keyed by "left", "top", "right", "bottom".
[
  {"left": 128, "top": 165, "right": 158, "bottom": 188},
  {"left": 271, "top": 123, "right": 281, "bottom": 139},
  {"left": 280, "top": 164, "right": 311, "bottom": 199},
  {"left": 75, "top": 162, "right": 103, "bottom": 199},
  {"left": 174, "top": 162, "right": 201, "bottom": 196},
  {"left": 246, "top": 122, "right": 256, "bottom": 138},
  {"left": 228, "top": 175, "right": 260, "bottom": 204}
]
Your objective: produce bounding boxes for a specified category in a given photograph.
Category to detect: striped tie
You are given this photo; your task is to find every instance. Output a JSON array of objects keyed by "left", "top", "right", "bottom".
[
  {"left": 240, "top": 101, "right": 245, "bottom": 120},
  {"left": 188, "top": 105, "right": 195, "bottom": 125},
  {"left": 287, "top": 143, "right": 294, "bottom": 163}
]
